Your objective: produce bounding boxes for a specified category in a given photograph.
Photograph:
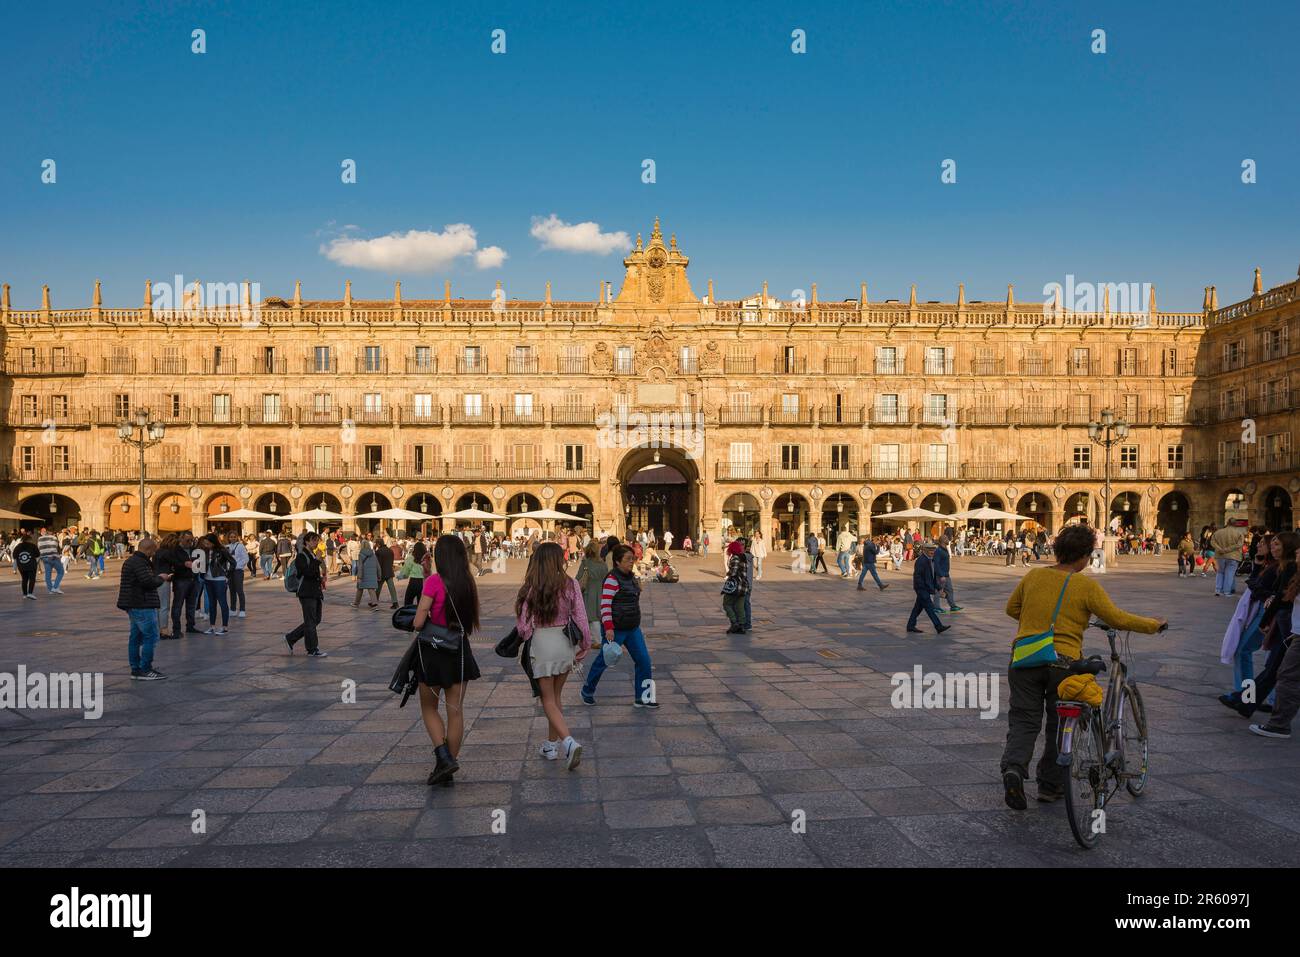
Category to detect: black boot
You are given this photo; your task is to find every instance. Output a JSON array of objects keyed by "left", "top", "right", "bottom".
[{"left": 427, "top": 744, "right": 460, "bottom": 786}]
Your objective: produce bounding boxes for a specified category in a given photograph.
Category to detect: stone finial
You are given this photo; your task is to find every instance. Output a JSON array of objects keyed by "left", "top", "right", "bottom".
[
  {"left": 811, "top": 282, "right": 818, "bottom": 305},
  {"left": 394, "top": 280, "right": 402, "bottom": 305},
  {"left": 860, "top": 282, "right": 868, "bottom": 305},
  {"left": 1, "top": 283, "right": 10, "bottom": 311},
  {"left": 651, "top": 217, "right": 662, "bottom": 244},
  {"left": 707, "top": 278, "right": 714, "bottom": 303},
  {"left": 242, "top": 281, "right": 252, "bottom": 307},
  {"left": 670, "top": 233, "right": 678, "bottom": 251},
  {"left": 635, "top": 233, "right": 643, "bottom": 251},
  {"left": 1202, "top": 286, "right": 1210, "bottom": 311},
  {"left": 344, "top": 280, "right": 352, "bottom": 306},
  {"left": 41, "top": 284, "right": 50, "bottom": 311},
  {"left": 293, "top": 280, "right": 302, "bottom": 306},
  {"left": 958, "top": 283, "right": 966, "bottom": 308},
  {"left": 1210, "top": 286, "right": 1219, "bottom": 310},
  {"left": 1052, "top": 285, "right": 1061, "bottom": 313},
  {"left": 1148, "top": 284, "right": 1156, "bottom": 315},
  {"left": 1006, "top": 283, "right": 1014, "bottom": 308},
  {"left": 544, "top": 281, "right": 552, "bottom": 305},
  {"left": 444, "top": 280, "right": 451, "bottom": 304},
  {"left": 1254, "top": 267, "right": 1263, "bottom": 296},
  {"left": 761, "top": 280, "right": 769, "bottom": 306},
  {"left": 1102, "top": 285, "right": 1110, "bottom": 314},
  {"left": 909, "top": 283, "right": 917, "bottom": 307},
  {"left": 143, "top": 280, "right": 152, "bottom": 310},
  {"left": 93, "top": 279, "right": 102, "bottom": 307}
]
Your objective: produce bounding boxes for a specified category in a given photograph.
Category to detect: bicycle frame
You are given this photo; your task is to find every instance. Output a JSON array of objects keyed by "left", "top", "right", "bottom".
[{"left": 1055, "top": 628, "right": 1135, "bottom": 790}]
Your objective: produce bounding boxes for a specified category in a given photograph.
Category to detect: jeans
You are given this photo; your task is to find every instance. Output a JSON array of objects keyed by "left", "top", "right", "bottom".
[
  {"left": 753, "top": 556, "right": 763, "bottom": 580},
  {"left": 810, "top": 551, "right": 828, "bottom": 573},
  {"left": 858, "top": 563, "right": 885, "bottom": 588},
  {"left": 1000, "top": 662, "right": 1070, "bottom": 789},
  {"left": 1216, "top": 559, "right": 1239, "bottom": 594},
  {"left": 127, "top": 607, "right": 160, "bottom": 673},
  {"left": 172, "top": 578, "right": 199, "bottom": 632},
  {"left": 907, "top": 590, "right": 943, "bottom": 630},
  {"left": 938, "top": 576, "right": 957, "bottom": 609},
  {"left": 157, "top": 581, "right": 171, "bottom": 635},
  {"left": 97, "top": 554, "right": 106, "bottom": 575},
  {"left": 260, "top": 554, "right": 275, "bottom": 578},
  {"left": 42, "top": 556, "right": 64, "bottom": 591},
  {"left": 227, "top": 568, "right": 246, "bottom": 612},
  {"left": 836, "top": 551, "right": 851, "bottom": 575},
  {"left": 286, "top": 597, "right": 322, "bottom": 653},
  {"left": 582, "top": 626, "right": 653, "bottom": 702},
  {"left": 743, "top": 590, "right": 751, "bottom": 629},
  {"left": 204, "top": 579, "right": 230, "bottom": 627},
  {"left": 1233, "top": 603, "right": 1267, "bottom": 691}
]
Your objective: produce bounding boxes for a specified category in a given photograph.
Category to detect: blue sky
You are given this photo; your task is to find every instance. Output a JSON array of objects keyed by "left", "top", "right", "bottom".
[{"left": 1, "top": 0, "right": 1296, "bottom": 309}]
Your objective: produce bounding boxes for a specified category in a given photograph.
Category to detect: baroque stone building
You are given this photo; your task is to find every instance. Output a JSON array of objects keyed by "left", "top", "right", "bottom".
[{"left": 1, "top": 219, "right": 1295, "bottom": 543}]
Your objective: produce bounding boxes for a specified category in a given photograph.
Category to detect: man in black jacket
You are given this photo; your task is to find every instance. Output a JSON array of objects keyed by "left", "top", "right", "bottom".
[
  {"left": 375, "top": 537, "right": 398, "bottom": 609},
  {"left": 906, "top": 540, "right": 950, "bottom": 635},
  {"left": 285, "top": 532, "right": 328, "bottom": 658},
  {"left": 117, "top": 537, "right": 172, "bottom": 680},
  {"left": 158, "top": 533, "right": 199, "bottom": 635}
]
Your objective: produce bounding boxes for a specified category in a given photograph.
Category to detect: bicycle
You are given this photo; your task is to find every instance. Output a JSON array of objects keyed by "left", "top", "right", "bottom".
[{"left": 1055, "top": 618, "right": 1166, "bottom": 849}]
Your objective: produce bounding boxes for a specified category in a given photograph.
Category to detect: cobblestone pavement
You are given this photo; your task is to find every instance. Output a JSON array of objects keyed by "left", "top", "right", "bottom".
[{"left": 2, "top": 551, "right": 1298, "bottom": 867}]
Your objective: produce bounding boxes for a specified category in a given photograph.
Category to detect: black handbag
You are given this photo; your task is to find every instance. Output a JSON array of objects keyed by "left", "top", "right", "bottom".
[
  {"left": 392, "top": 603, "right": 418, "bottom": 632},
  {"left": 563, "top": 619, "right": 584, "bottom": 646},
  {"left": 495, "top": 627, "right": 524, "bottom": 658},
  {"left": 416, "top": 588, "right": 465, "bottom": 653}
]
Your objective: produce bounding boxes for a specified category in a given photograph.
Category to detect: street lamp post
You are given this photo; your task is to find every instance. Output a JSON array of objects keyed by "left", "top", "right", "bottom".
[
  {"left": 117, "top": 409, "right": 165, "bottom": 537},
  {"left": 1087, "top": 408, "right": 1129, "bottom": 566}
]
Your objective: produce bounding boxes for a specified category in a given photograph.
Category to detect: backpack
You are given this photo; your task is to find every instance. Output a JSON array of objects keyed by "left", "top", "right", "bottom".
[
  {"left": 209, "top": 549, "right": 233, "bottom": 578},
  {"left": 284, "top": 555, "right": 303, "bottom": 593}
]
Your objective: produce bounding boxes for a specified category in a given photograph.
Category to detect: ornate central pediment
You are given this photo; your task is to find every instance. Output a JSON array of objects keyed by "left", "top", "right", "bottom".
[{"left": 615, "top": 218, "right": 697, "bottom": 306}]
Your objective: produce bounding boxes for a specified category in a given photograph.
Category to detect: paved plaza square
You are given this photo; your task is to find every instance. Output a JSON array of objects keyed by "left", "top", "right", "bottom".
[{"left": 1, "top": 552, "right": 1297, "bottom": 868}]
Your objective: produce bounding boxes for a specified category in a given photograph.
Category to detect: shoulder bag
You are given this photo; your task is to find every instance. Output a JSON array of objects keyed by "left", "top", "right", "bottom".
[{"left": 1010, "top": 573, "right": 1072, "bottom": 669}]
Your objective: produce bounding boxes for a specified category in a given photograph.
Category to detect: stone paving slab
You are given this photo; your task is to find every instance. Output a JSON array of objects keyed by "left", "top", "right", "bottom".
[{"left": 1, "top": 552, "right": 1297, "bottom": 867}]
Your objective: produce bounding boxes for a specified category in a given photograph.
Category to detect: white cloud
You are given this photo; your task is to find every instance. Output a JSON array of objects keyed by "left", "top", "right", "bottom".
[
  {"left": 320, "top": 224, "right": 504, "bottom": 273},
  {"left": 530, "top": 214, "right": 631, "bottom": 255},
  {"left": 474, "top": 246, "right": 507, "bottom": 269}
]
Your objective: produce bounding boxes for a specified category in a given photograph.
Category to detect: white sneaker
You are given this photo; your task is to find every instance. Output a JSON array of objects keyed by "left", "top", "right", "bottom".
[
  {"left": 562, "top": 736, "right": 582, "bottom": 770},
  {"left": 237, "top": 610, "right": 246, "bottom": 618},
  {"left": 204, "top": 627, "right": 216, "bottom": 635},
  {"left": 24, "top": 594, "right": 37, "bottom": 600},
  {"left": 215, "top": 628, "right": 227, "bottom": 635},
  {"left": 52, "top": 588, "right": 64, "bottom": 594},
  {"left": 540, "top": 740, "right": 559, "bottom": 761}
]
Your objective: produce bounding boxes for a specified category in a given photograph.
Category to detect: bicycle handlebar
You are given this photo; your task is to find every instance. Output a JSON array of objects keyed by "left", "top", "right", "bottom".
[{"left": 1089, "top": 619, "right": 1168, "bottom": 633}]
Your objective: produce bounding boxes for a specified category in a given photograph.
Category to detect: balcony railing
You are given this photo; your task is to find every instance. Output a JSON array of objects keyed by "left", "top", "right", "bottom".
[
  {"left": 406, "top": 356, "right": 438, "bottom": 374},
  {"left": 613, "top": 358, "right": 636, "bottom": 375},
  {"left": 723, "top": 357, "right": 755, "bottom": 374},
  {"left": 1116, "top": 359, "right": 1147, "bottom": 377},
  {"left": 196, "top": 408, "right": 240, "bottom": 426},
  {"left": 298, "top": 407, "right": 341, "bottom": 426},
  {"left": 3, "top": 356, "right": 87, "bottom": 376},
  {"left": 558, "top": 357, "right": 589, "bottom": 375},
  {"left": 507, "top": 357, "right": 539, "bottom": 375},
  {"left": 818, "top": 406, "right": 864, "bottom": 426},
  {"left": 775, "top": 357, "right": 808, "bottom": 375},
  {"left": 6, "top": 460, "right": 602, "bottom": 484},
  {"left": 354, "top": 357, "right": 388, "bottom": 374},
  {"left": 874, "top": 357, "right": 906, "bottom": 375},
  {"left": 499, "top": 407, "right": 544, "bottom": 426},
  {"left": 399, "top": 406, "right": 443, "bottom": 426},
  {"left": 552, "top": 406, "right": 596, "bottom": 425},
  {"left": 202, "top": 358, "right": 238, "bottom": 375},
  {"left": 970, "top": 358, "right": 1005, "bottom": 375},
  {"left": 348, "top": 407, "right": 392, "bottom": 426},
  {"left": 1067, "top": 359, "right": 1102, "bottom": 376},
  {"left": 824, "top": 357, "right": 857, "bottom": 375},
  {"left": 449, "top": 408, "right": 492, "bottom": 426},
  {"left": 100, "top": 357, "right": 137, "bottom": 374},
  {"left": 305, "top": 356, "right": 338, "bottom": 373},
  {"left": 922, "top": 356, "right": 955, "bottom": 375},
  {"left": 718, "top": 408, "right": 763, "bottom": 426},
  {"left": 867, "top": 406, "right": 909, "bottom": 425},
  {"left": 457, "top": 357, "right": 489, "bottom": 374},
  {"left": 254, "top": 358, "right": 288, "bottom": 375},
  {"left": 10, "top": 410, "right": 91, "bottom": 429},
  {"left": 152, "top": 357, "right": 187, "bottom": 374},
  {"left": 1019, "top": 359, "right": 1052, "bottom": 376},
  {"left": 769, "top": 407, "right": 813, "bottom": 426},
  {"left": 246, "top": 407, "right": 290, "bottom": 426},
  {"left": 678, "top": 357, "right": 699, "bottom": 375}
]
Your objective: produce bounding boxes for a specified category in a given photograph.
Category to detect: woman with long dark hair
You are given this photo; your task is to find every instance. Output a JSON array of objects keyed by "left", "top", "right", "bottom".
[
  {"left": 411, "top": 534, "right": 482, "bottom": 787},
  {"left": 515, "top": 541, "right": 591, "bottom": 769},
  {"left": 198, "top": 534, "right": 235, "bottom": 635},
  {"left": 1233, "top": 530, "right": 1300, "bottom": 720}
]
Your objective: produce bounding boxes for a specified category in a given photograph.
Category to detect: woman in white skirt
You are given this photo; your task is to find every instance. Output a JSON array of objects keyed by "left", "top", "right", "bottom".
[{"left": 515, "top": 541, "right": 591, "bottom": 769}]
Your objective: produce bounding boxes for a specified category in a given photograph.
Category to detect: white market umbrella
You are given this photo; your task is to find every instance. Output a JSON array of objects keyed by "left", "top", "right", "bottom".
[
  {"left": 443, "top": 507, "right": 507, "bottom": 521},
  {"left": 213, "top": 508, "right": 279, "bottom": 520},
  {"left": 876, "top": 507, "right": 947, "bottom": 522},
  {"left": 364, "top": 508, "right": 432, "bottom": 522},
  {"left": 0, "top": 507, "right": 33, "bottom": 521},
  {"left": 508, "top": 508, "right": 580, "bottom": 521},
  {"left": 954, "top": 506, "right": 1023, "bottom": 522},
  {"left": 284, "top": 507, "right": 346, "bottom": 521}
]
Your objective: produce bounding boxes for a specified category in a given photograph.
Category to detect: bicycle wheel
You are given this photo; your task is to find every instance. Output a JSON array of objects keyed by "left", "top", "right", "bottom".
[
  {"left": 1122, "top": 683, "right": 1149, "bottom": 797},
  {"left": 1064, "top": 712, "right": 1107, "bottom": 849}
]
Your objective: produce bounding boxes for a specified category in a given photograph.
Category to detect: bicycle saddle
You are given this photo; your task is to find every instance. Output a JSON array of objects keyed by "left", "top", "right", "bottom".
[{"left": 1066, "top": 655, "right": 1106, "bottom": 675}]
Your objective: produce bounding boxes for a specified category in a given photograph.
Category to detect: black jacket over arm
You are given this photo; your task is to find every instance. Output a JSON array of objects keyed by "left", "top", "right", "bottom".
[{"left": 117, "top": 552, "right": 164, "bottom": 609}]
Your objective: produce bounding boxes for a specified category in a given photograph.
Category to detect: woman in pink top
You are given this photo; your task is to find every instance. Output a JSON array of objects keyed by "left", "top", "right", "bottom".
[{"left": 515, "top": 542, "right": 591, "bottom": 769}]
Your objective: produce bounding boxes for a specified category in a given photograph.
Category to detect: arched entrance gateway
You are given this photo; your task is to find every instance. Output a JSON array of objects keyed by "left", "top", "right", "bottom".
[
  {"left": 1157, "top": 491, "right": 1190, "bottom": 540},
  {"left": 618, "top": 446, "right": 699, "bottom": 546},
  {"left": 1262, "top": 487, "right": 1294, "bottom": 532}
]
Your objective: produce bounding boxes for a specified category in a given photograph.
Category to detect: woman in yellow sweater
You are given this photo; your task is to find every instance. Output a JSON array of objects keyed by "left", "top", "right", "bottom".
[{"left": 1001, "top": 523, "right": 1166, "bottom": 810}]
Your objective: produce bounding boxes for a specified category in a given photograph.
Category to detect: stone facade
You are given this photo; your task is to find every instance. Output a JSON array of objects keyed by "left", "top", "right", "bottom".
[{"left": 1, "top": 220, "right": 1294, "bottom": 542}]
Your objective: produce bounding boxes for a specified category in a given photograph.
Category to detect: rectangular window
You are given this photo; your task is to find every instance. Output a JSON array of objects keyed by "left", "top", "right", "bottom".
[
  {"left": 730, "top": 392, "right": 751, "bottom": 411},
  {"left": 262, "top": 394, "right": 282, "bottom": 422},
  {"left": 263, "top": 446, "right": 282, "bottom": 470},
  {"left": 113, "top": 394, "right": 131, "bottom": 419},
  {"left": 1119, "top": 445, "right": 1138, "bottom": 478},
  {"left": 313, "top": 393, "right": 333, "bottom": 414},
  {"left": 363, "top": 345, "right": 382, "bottom": 372},
  {"left": 923, "top": 444, "right": 948, "bottom": 478},
  {"left": 463, "top": 345, "right": 483, "bottom": 372},
  {"left": 363, "top": 445, "right": 383, "bottom": 474},
  {"left": 464, "top": 393, "right": 483, "bottom": 416},
  {"left": 875, "top": 444, "right": 900, "bottom": 478},
  {"left": 165, "top": 393, "right": 181, "bottom": 417},
  {"left": 52, "top": 446, "right": 69, "bottom": 470},
  {"left": 876, "top": 346, "right": 901, "bottom": 375},
  {"left": 1123, "top": 394, "right": 1139, "bottom": 421},
  {"left": 313, "top": 445, "right": 333, "bottom": 469},
  {"left": 51, "top": 395, "right": 69, "bottom": 417},
  {"left": 1166, "top": 445, "right": 1184, "bottom": 477},
  {"left": 564, "top": 444, "right": 585, "bottom": 471},
  {"left": 830, "top": 445, "right": 850, "bottom": 470},
  {"left": 363, "top": 393, "right": 382, "bottom": 413},
  {"left": 616, "top": 346, "right": 634, "bottom": 374},
  {"left": 1118, "top": 348, "right": 1139, "bottom": 376},
  {"left": 613, "top": 393, "right": 630, "bottom": 417},
  {"left": 212, "top": 446, "right": 232, "bottom": 470},
  {"left": 512, "top": 444, "right": 536, "bottom": 469},
  {"left": 262, "top": 346, "right": 278, "bottom": 373},
  {"left": 1070, "top": 348, "right": 1091, "bottom": 375},
  {"left": 1072, "top": 446, "right": 1091, "bottom": 476},
  {"left": 314, "top": 346, "right": 332, "bottom": 372},
  {"left": 20, "top": 395, "right": 36, "bottom": 417},
  {"left": 561, "top": 345, "right": 586, "bottom": 375},
  {"left": 514, "top": 393, "right": 534, "bottom": 415},
  {"left": 877, "top": 393, "right": 901, "bottom": 423},
  {"left": 924, "top": 346, "right": 950, "bottom": 375},
  {"left": 781, "top": 345, "right": 798, "bottom": 374},
  {"left": 413, "top": 394, "right": 433, "bottom": 417},
  {"left": 1162, "top": 348, "right": 1179, "bottom": 375},
  {"left": 780, "top": 444, "right": 800, "bottom": 471},
  {"left": 1023, "top": 347, "right": 1046, "bottom": 376},
  {"left": 728, "top": 442, "right": 752, "bottom": 478},
  {"left": 1070, "top": 393, "right": 1092, "bottom": 422},
  {"left": 20, "top": 446, "right": 35, "bottom": 470},
  {"left": 413, "top": 345, "right": 433, "bottom": 371},
  {"left": 1167, "top": 394, "right": 1186, "bottom": 423},
  {"left": 924, "top": 394, "right": 949, "bottom": 423},
  {"left": 781, "top": 393, "right": 799, "bottom": 414},
  {"left": 460, "top": 444, "right": 485, "bottom": 470},
  {"left": 212, "top": 394, "right": 231, "bottom": 423}
]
